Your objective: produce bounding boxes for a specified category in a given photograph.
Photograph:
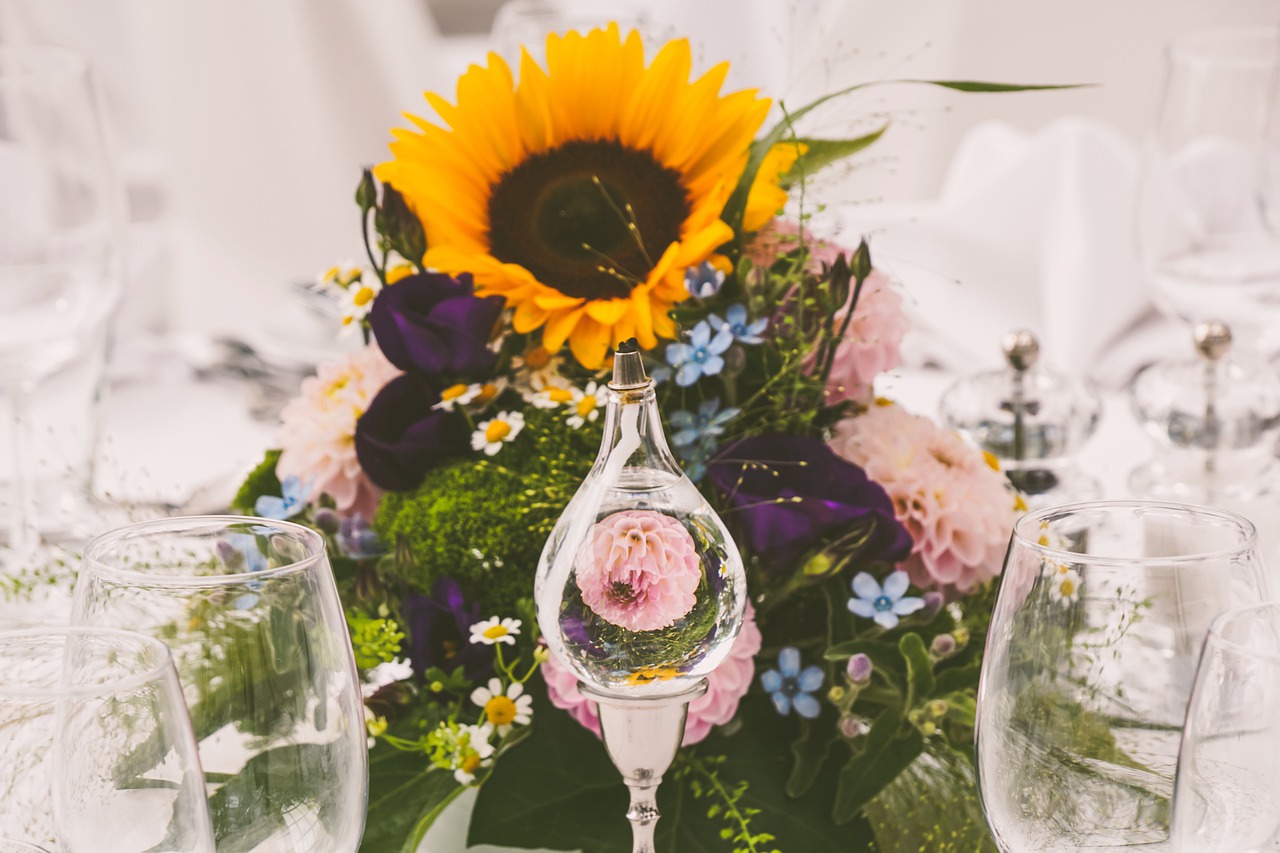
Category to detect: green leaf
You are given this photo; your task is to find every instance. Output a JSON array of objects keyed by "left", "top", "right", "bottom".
[
  {"left": 359, "top": 747, "right": 462, "bottom": 853},
  {"left": 934, "top": 659, "right": 982, "bottom": 695},
  {"left": 864, "top": 744, "right": 996, "bottom": 853},
  {"left": 780, "top": 127, "right": 887, "bottom": 186},
  {"left": 471, "top": 681, "right": 879, "bottom": 852},
  {"left": 207, "top": 744, "right": 340, "bottom": 849},
  {"left": 900, "top": 79, "right": 1087, "bottom": 93},
  {"left": 231, "top": 449, "right": 282, "bottom": 514},
  {"left": 899, "top": 633, "right": 935, "bottom": 710},
  {"left": 832, "top": 709, "right": 924, "bottom": 824},
  {"left": 786, "top": 720, "right": 837, "bottom": 798},
  {"left": 723, "top": 79, "right": 1082, "bottom": 238}
]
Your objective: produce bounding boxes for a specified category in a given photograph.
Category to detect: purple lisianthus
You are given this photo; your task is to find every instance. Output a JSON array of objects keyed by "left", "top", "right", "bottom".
[
  {"left": 355, "top": 373, "right": 467, "bottom": 491},
  {"left": 403, "top": 577, "right": 491, "bottom": 684},
  {"left": 706, "top": 434, "right": 911, "bottom": 572},
  {"left": 369, "top": 272, "right": 503, "bottom": 379}
]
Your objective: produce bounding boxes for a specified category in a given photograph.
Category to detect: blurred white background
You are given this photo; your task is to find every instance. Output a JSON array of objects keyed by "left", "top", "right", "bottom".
[{"left": 0, "top": 0, "right": 1276, "bottom": 351}]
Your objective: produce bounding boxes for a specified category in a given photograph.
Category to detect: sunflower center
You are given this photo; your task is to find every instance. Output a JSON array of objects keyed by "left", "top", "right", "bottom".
[{"left": 487, "top": 139, "right": 690, "bottom": 301}]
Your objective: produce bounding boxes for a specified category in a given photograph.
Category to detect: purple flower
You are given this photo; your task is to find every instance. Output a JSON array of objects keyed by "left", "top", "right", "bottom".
[
  {"left": 355, "top": 373, "right": 467, "bottom": 491},
  {"left": 369, "top": 272, "right": 503, "bottom": 379},
  {"left": 403, "top": 577, "right": 491, "bottom": 684},
  {"left": 706, "top": 434, "right": 911, "bottom": 572},
  {"left": 339, "top": 514, "right": 382, "bottom": 559}
]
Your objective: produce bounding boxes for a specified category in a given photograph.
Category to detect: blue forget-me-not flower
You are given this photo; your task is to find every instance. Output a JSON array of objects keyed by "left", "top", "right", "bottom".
[
  {"left": 709, "top": 303, "right": 768, "bottom": 346},
  {"left": 684, "top": 261, "right": 726, "bottom": 299},
  {"left": 669, "top": 399, "right": 740, "bottom": 448},
  {"left": 665, "top": 320, "right": 733, "bottom": 386},
  {"left": 760, "top": 646, "right": 824, "bottom": 719},
  {"left": 254, "top": 476, "right": 309, "bottom": 520},
  {"left": 848, "top": 570, "right": 925, "bottom": 630}
]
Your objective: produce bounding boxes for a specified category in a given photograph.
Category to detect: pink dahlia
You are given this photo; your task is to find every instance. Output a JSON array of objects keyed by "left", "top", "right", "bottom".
[
  {"left": 821, "top": 269, "right": 909, "bottom": 405},
  {"left": 543, "top": 604, "right": 764, "bottom": 746},
  {"left": 828, "top": 402, "right": 1016, "bottom": 595},
  {"left": 276, "top": 343, "right": 400, "bottom": 519},
  {"left": 575, "top": 510, "right": 702, "bottom": 632}
]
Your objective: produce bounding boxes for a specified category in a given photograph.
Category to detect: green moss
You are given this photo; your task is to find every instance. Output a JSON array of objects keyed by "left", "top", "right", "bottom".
[
  {"left": 231, "top": 449, "right": 282, "bottom": 514},
  {"left": 374, "top": 407, "right": 602, "bottom": 615}
]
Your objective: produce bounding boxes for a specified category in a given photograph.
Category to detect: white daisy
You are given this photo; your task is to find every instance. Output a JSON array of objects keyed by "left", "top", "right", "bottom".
[
  {"left": 315, "top": 261, "right": 364, "bottom": 290},
  {"left": 340, "top": 276, "right": 382, "bottom": 329},
  {"left": 566, "top": 381, "right": 605, "bottom": 429},
  {"left": 470, "top": 677, "right": 534, "bottom": 735},
  {"left": 363, "top": 706, "right": 388, "bottom": 749},
  {"left": 471, "top": 411, "right": 525, "bottom": 455},
  {"left": 361, "top": 657, "right": 414, "bottom": 698},
  {"left": 452, "top": 723, "right": 496, "bottom": 785},
  {"left": 469, "top": 616, "right": 521, "bottom": 646},
  {"left": 1049, "top": 568, "right": 1081, "bottom": 605},
  {"left": 512, "top": 346, "right": 566, "bottom": 391},
  {"left": 436, "top": 382, "right": 484, "bottom": 411},
  {"left": 526, "top": 384, "right": 578, "bottom": 410}
]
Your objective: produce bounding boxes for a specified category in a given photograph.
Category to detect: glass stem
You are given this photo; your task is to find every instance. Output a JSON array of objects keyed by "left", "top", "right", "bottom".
[
  {"left": 8, "top": 384, "right": 38, "bottom": 556},
  {"left": 625, "top": 775, "right": 660, "bottom": 853},
  {"left": 580, "top": 680, "right": 708, "bottom": 853}
]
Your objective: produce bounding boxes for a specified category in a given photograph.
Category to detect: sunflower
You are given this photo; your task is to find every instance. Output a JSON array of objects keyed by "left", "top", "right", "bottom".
[{"left": 377, "top": 24, "right": 791, "bottom": 369}]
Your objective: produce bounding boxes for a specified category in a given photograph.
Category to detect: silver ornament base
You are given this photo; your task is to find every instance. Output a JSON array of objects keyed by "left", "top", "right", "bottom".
[{"left": 578, "top": 679, "right": 709, "bottom": 853}]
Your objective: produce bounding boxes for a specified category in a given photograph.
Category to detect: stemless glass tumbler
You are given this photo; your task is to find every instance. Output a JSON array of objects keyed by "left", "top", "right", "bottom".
[
  {"left": 975, "top": 501, "right": 1267, "bottom": 852},
  {"left": 0, "top": 627, "right": 214, "bottom": 852},
  {"left": 74, "top": 517, "right": 368, "bottom": 853},
  {"left": 1172, "top": 602, "right": 1280, "bottom": 852}
]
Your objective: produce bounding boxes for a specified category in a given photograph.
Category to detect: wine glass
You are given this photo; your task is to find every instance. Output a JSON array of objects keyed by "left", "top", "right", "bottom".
[
  {"left": 975, "top": 501, "right": 1268, "bottom": 852},
  {"left": 1171, "top": 601, "right": 1280, "bottom": 852},
  {"left": 0, "top": 626, "right": 214, "bottom": 852},
  {"left": 73, "top": 516, "right": 368, "bottom": 852},
  {"left": 0, "top": 46, "right": 122, "bottom": 556},
  {"left": 1137, "top": 27, "right": 1280, "bottom": 354}
]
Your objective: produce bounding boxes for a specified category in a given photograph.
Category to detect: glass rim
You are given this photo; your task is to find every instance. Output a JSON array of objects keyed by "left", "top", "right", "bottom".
[
  {"left": 0, "top": 44, "right": 90, "bottom": 85},
  {"left": 1205, "top": 601, "right": 1280, "bottom": 662},
  {"left": 1013, "top": 499, "right": 1259, "bottom": 566},
  {"left": 82, "top": 514, "right": 327, "bottom": 588},
  {"left": 1167, "top": 25, "right": 1280, "bottom": 69},
  {"left": 0, "top": 626, "right": 174, "bottom": 701}
]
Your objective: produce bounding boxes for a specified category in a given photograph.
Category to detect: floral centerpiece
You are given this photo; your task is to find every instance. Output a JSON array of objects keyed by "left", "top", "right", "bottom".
[{"left": 233, "top": 24, "right": 1050, "bottom": 853}]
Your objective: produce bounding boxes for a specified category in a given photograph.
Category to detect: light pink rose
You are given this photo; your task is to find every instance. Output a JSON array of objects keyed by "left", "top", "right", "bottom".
[
  {"left": 828, "top": 402, "right": 1016, "bottom": 595},
  {"left": 743, "top": 219, "right": 844, "bottom": 272},
  {"left": 543, "top": 604, "right": 764, "bottom": 746},
  {"left": 276, "top": 343, "right": 400, "bottom": 519},
  {"left": 575, "top": 510, "right": 702, "bottom": 632},
  {"left": 821, "top": 269, "right": 909, "bottom": 405}
]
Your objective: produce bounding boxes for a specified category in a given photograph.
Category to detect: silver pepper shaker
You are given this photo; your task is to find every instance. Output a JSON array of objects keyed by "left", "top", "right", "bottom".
[{"left": 940, "top": 329, "right": 1102, "bottom": 507}]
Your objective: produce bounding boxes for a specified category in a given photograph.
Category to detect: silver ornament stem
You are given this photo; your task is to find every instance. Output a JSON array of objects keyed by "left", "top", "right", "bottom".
[{"left": 580, "top": 680, "right": 709, "bottom": 853}]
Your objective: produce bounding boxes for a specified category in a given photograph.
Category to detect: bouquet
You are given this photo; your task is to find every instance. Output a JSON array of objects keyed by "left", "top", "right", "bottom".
[{"left": 234, "top": 23, "right": 1049, "bottom": 852}]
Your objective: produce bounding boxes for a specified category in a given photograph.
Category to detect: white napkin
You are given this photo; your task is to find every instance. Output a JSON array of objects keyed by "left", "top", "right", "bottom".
[{"left": 839, "top": 118, "right": 1151, "bottom": 379}]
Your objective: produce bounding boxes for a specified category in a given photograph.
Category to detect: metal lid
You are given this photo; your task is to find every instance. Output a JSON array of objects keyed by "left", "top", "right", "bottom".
[
  {"left": 1131, "top": 320, "right": 1280, "bottom": 452},
  {"left": 940, "top": 329, "right": 1101, "bottom": 467},
  {"left": 609, "top": 338, "right": 650, "bottom": 391}
]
